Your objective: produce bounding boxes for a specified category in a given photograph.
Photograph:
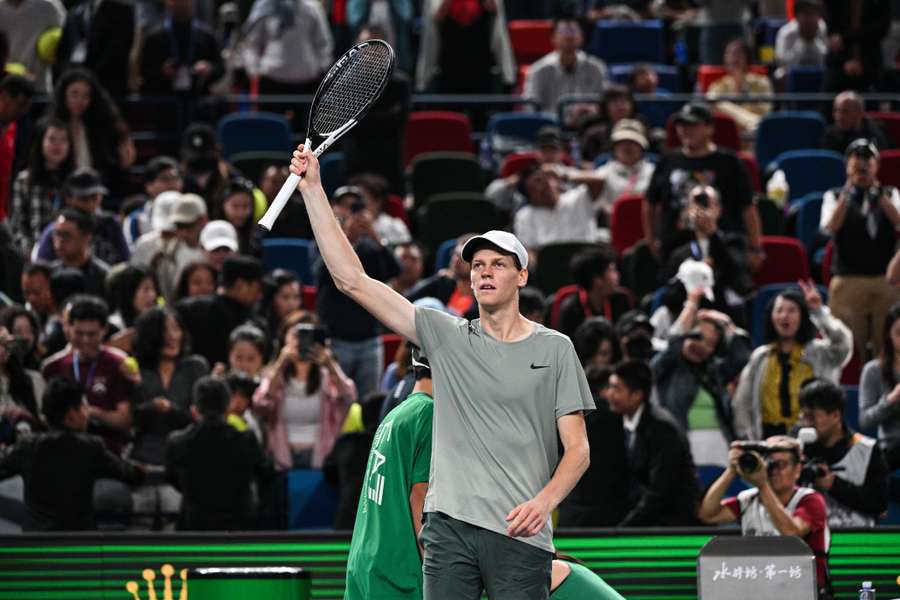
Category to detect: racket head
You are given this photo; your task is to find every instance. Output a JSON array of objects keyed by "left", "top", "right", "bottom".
[{"left": 305, "top": 40, "right": 395, "bottom": 148}]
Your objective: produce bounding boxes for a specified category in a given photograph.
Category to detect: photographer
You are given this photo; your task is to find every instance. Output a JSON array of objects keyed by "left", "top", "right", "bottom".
[
  {"left": 821, "top": 139, "right": 900, "bottom": 359},
  {"left": 698, "top": 436, "right": 831, "bottom": 597},
  {"left": 799, "top": 379, "right": 888, "bottom": 527}
]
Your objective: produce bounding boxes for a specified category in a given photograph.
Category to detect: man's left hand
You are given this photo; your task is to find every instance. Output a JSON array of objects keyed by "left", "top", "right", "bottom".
[
  {"left": 814, "top": 466, "right": 836, "bottom": 491},
  {"left": 505, "top": 497, "right": 550, "bottom": 537}
]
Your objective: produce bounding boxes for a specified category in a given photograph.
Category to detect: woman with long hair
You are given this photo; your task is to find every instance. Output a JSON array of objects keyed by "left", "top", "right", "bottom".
[
  {"left": 47, "top": 68, "right": 136, "bottom": 197},
  {"left": 732, "top": 281, "right": 853, "bottom": 440},
  {"left": 174, "top": 260, "right": 217, "bottom": 302},
  {"left": 1, "top": 306, "right": 44, "bottom": 371},
  {"left": 260, "top": 269, "right": 303, "bottom": 345},
  {"left": 860, "top": 301, "right": 900, "bottom": 469},
  {"left": 253, "top": 310, "right": 356, "bottom": 470},
  {"left": 10, "top": 117, "right": 76, "bottom": 254},
  {"left": 106, "top": 264, "right": 159, "bottom": 353}
]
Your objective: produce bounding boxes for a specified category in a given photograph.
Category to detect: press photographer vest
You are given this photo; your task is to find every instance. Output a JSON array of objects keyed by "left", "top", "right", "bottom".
[
  {"left": 736, "top": 486, "right": 831, "bottom": 553},
  {"left": 823, "top": 433, "right": 876, "bottom": 528},
  {"left": 831, "top": 185, "right": 897, "bottom": 276}
]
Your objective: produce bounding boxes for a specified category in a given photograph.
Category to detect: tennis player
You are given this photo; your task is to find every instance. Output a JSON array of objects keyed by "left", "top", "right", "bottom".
[{"left": 290, "top": 145, "right": 593, "bottom": 599}]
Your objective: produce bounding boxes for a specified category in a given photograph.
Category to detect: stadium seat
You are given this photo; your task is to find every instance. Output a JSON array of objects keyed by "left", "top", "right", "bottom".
[
  {"left": 404, "top": 111, "right": 473, "bottom": 167},
  {"left": 587, "top": 20, "right": 665, "bottom": 64},
  {"left": 843, "top": 386, "right": 877, "bottom": 436},
  {"left": 696, "top": 65, "right": 769, "bottom": 92},
  {"left": 409, "top": 152, "right": 485, "bottom": 210},
  {"left": 750, "top": 282, "right": 829, "bottom": 346},
  {"left": 756, "top": 197, "right": 785, "bottom": 235},
  {"left": 753, "top": 236, "right": 810, "bottom": 287},
  {"left": 609, "top": 63, "right": 681, "bottom": 92},
  {"left": 767, "top": 150, "right": 844, "bottom": 204},
  {"left": 754, "top": 111, "right": 826, "bottom": 168},
  {"left": 666, "top": 112, "right": 742, "bottom": 151},
  {"left": 878, "top": 150, "right": 900, "bottom": 188},
  {"left": 484, "top": 112, "right": 559, "bottom": 164},
  {"left": 532, "top": 242, "right": 594, "bottom": 296},
  {"left": 302, "top": 285, "right": 317, "bottom": 310},
  {"left": 786, "top": 66, "right": 825, "bottom": 93},
  {"left": 382, "top": 334, "right": 403, "bottom": 372},
  {"left": 419, "top": 194, "right": 502, "bottom": 257},
  {"left": 217, "top": 112, "right": 293, "bottom": 161},
  {"left": 739, "top": 152, "right": 762, "bottom": 193},
  {"left": 508, "top": 20, "right": 554, "bottom": 65},
  {"left": 433, "top": 238, "right": 457, "bottom": 271},
  {"left": 500, "top": 151, "right": 540, "bottom": 178},
  {"left": 867, "top": 111, "right": 900, "bottom": 147},
  {"left": 231, "top": 151, "right": 289, "bottom": 183},
  {"left": 548, "top": 284, "right": 581, "bottom": 330},
  {"left": 610, "top": 194, "right": 646, "bottom": 255},
  {"left": 792, "top": 192, "right": 825, "bottom": 254},
  {"left": 319, "top": 152, "right": 344, "bottom": 199},
  {"left": 696, "top": 464, "right": 748, "bottom": 496},
  {"left": 262, "top": 238, "right": 315, "bottom": 285}
]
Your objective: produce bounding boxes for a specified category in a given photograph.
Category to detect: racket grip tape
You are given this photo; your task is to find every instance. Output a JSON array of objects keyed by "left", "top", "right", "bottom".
[{"left": 258, "top": 172, "right": 301, "bottom": 231}]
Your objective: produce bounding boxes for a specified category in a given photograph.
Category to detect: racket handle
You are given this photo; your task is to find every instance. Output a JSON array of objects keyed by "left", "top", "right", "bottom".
[{"left": 258, "top": 172, "right": 301, "bottom": 231}]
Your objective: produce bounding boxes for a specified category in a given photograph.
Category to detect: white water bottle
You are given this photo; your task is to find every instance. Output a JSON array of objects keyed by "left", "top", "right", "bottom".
[
  {"left": 767, "top": 169, "right": 790, "bottom": 208},
  {"left": 859, "top": 581, "right": 876, "bottom": 600}
]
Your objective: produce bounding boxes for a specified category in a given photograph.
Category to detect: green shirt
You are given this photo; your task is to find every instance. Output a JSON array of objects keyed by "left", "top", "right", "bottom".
[
  {"left": 344, "top": 392, "right": 433, "bottom": 600},
  {"left": 551, "top": 562, "right": 626, "bottom": 600},
  {"left": 687, "top": 385, "right": 718, "bottom": 430}
]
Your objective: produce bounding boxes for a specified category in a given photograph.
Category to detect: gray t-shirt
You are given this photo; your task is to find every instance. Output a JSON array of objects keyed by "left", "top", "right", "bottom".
[{"left": 414, "top": 307, "right": 595, "bottom": 552}]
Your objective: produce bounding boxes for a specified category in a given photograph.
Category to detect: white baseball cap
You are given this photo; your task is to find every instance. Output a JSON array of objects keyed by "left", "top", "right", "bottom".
[
  {"left": 460, "top": 230, "right": 529, "bottom": 269},
  {"left": 150, "top": 191, "right": 182, "bottom": 232},
  {"left": 200, "top": 220, "right": 239, "bottom": 252},
  {"left": 171, "top": 193, "right": 207, "bottom": 225},
  {"left": 676, "top": 259, "right": 714, "bottom": 301}
]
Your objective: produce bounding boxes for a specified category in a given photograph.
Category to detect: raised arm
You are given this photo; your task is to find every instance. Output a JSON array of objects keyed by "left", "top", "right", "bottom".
[{"left": 290, "top": 146, "right": 418, "bottom": 345}]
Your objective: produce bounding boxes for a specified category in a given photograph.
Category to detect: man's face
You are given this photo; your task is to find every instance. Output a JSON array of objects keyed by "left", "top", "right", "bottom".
[
  {"left": 552, "top": 20, "right": 583, "bottom": 53},
  {"left": 676, "top": 121, "right": 712, "bottom": 150},
  {"left": 796, "top": 8, "right": 820, "bottom": 38},
  {"left": 176, "top": 218, "right": 205, "bottom": 246},
  {"left": 524, "top": 170, "right": 560, "bottom": 208},
  {"left": 67, "top": 193, "right": 102, "bottom": 214},
  {"left": 0, "top": 92, "right": 31, "bottom": 123},
  {"left": 470, "top": 248, "right": 526, "bottom": 310},
  {"left": 591, "top": 262, "right": 620, "bottom": 294},
  {"left": 799, "top": 406, "right": 842, "bottom": 441},
  {"left": 682, "top": 321, "right": 721, "bottom": 365},
  {"left": 766, "top": 450, "right": 802, "bottom": 494},
  {"left": 450, "top": 242, "right": 470, "bottom": 280},
  {"left": 206, "top": 247, "right": 233, "bottom": 271},
  {"left": 21, "top": 272, "right": 53, "bottom": 314},
  {"left": 846, "top": 154, "right": 878, "bottom": 187},
  {"left": 612, "top": 140, "right": 643, "bottom": 167},
  {"left": 232, "top": 279, "right": 262, "bottom": 307},
  {"left": 833, "top": 98, "right": 863, "bottom": 130},
  {"left": 146, "top": 167, "right": 182, "bottom": 198},
  {"left": 606, "top": 374, "right": 643, "bottom": 416},
  {"left": 395, "top": 245, "right": 424, "bottom": 281},
  {"left": 70, "top": 318, "right": 104, "bottom": 360},
  {"left": 52, "top": 218, "right": 89, "bottom": 264}
]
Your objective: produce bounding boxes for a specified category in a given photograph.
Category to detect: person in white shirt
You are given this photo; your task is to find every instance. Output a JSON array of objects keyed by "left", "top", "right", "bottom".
[
  {"left": 513, "top": 163, "right": 606, "bottom": 252},
  {"left": 594, "top": 119, "right": 655, "bottom": 216},
  {"left": 523, "top": 17, "right": 609, "bottom": 127},
  {"left": 342, "top": 177, "right": 411, "bottom": 247},
  {"left": 774, "top": 0, "right": 827, "bottom": 79}
]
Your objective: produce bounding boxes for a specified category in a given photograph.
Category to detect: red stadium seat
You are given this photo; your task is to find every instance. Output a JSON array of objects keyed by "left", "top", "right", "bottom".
[
  {"left": 548, "top": 284, "right": 581, "bottom": 330},
  {"left": 610, "top": 194, "right": 646, "bottom": 255},
  {"left": 739, "top": 152, "right": 762, "bottom": 193},
  {"left": 499, "top": 151, "right": 539, "bottom": 178},
  {"left": 665, "top": 112, "right": 742, "bottom": 151},
  {"left": 878, "top": 150, "right": 900, "bottom": 189},
  {"left": 382, "top": 334, "right": 403, "bottom": 372},
  {"left": 867, "top": 112, "right": 900, "bottom": 147},
  {"left": 754, "top": 236, "right": 810, "bottom": 287},
  {"left": 404, "top": 111, "right": 473, "bottom": 167},
  {"left": 385, "top": 193, "right": 410, "bottom": 228},
  {"left": 841, "top": 351, "right": 862, "bottom": 385},
  {"left": 508, "top": 20, "right": 554, "bottom": 65},
  {"left": 696, "top": 64, "right": 769, "bottom": 92},
  {"left": 302, "top": 285, "right": 317, "bottom": 311}
]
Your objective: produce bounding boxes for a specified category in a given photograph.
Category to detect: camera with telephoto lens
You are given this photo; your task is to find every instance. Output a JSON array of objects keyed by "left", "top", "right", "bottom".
[{"left": 733, "top": 441, "right": 773, "bottom": 475}]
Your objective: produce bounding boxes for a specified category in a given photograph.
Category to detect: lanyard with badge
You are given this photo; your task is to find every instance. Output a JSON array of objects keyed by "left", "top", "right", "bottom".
[
  {"left": 165, "top": 18, "right": 196, "bottom": 91},
  {"left": 73, "top": 352, "right": 98, "bottom": 393},
  {"left": 71, "top": 2, "right": 92, "bottom": 64}
]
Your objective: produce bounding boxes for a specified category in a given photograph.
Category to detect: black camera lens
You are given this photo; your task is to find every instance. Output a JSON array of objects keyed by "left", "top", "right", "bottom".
[{"left": 738, "top": 451, "right": 762, "bottom": 475}]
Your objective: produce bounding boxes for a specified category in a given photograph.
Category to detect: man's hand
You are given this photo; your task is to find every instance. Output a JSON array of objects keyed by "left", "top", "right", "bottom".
[
  {"left": 814, "top": 464, "right": 836, "bottom": 491},
  {"left": 152, "top": 398, "right": 172, "bottom": 413},
  {"left": 697, "top": 308, "right": 733, "bottom": 329},
  {"left": 290, "top": 145, "right": 321, "bottom": 190},
  {"left": 843, "top": 59, "right": 864, "bottom": 77},
  {"left": 506, "top": 496, "right": 551, "bottom": 537}
]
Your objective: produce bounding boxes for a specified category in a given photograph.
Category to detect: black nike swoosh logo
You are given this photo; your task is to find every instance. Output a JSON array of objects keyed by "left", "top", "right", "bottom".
[{"left": 530, "top": 363, "right": 550, "bottom": 369}]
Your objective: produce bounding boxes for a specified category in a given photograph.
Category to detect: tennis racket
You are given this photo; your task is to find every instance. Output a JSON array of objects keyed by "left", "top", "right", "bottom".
[{"left": 258, "top": 39, "right": 395, "bottom": 231}]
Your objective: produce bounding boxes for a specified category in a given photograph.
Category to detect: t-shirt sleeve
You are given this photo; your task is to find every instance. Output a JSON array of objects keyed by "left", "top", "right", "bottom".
[
  {"left": 794, "top": 491, "right": 827, "bottom": 533},
  {"left": 723, "top": 496, "right": 741, "bottom": 519},
  {"left": 411, "top": 404, "right": 433, "bottom": 485},
  {"left": 554, "top": 338, "right": 596, "bottom": 419},
  {"left": 414, "top": 306, "right": 465, "bottom": 357}
]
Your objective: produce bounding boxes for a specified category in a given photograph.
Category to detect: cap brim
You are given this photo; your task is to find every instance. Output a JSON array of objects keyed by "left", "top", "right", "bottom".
[
  {"left": 611, "top": 133, "right": 648, "bottom": 150},
  {"left": 71, "top": 185, "right": 108, "bottom": 196},
  {"left": 203, "top": 238, "right": 238, "bottom": 252}
]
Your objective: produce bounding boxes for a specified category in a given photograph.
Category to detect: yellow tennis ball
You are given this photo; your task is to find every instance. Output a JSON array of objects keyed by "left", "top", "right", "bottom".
[
  {"left": 36, "top": 27, "right": 62, "bottom": 66},
  {"left": 4, "top": 63, "right": 27, "bottom": 76},
  {"left": 123, "top": 357, "right": 139, "bottom": 374}
]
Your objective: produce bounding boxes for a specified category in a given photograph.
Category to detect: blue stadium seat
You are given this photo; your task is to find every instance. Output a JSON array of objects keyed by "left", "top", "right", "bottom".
[
  {"left": 843, "top": 385, "right": 878, "bottom": 438},
  {"left": 217, "top": 112, "right": 293, "bottom": 161},
  {"left": 786, "top": 66, "right": 825, "bottom": 93},
  {"left": 750, "top": 283, "right": 829, "bottom": 347},
  {"left": 755, "top": 111, "right": 826, "bottom": 168},
  {"left": 587, "top": 20, "right": 665, "bottom": 64},
  {"left": 697, "top": 464, "right": 748, "bottom": 496},
  {"left": 792, "top": 192, "right": 826, "bottom": 255},
  {"left": 319, "top": 152, "right": 345, "bottom": 199},
  {"left": 262, "top": 238, "right": 315, "bottom": 285},
  {"left": 609, "top": 63, "right": 681, "bottom": 92},
  {"left": 483, "top": 112, "right": 558, "bottom": 166},
  {"left": 768, "top": 150, "right": 844, "bottom": 204},
  {"left": 434, "top": 237, "right": 457, "bottom": 271}
]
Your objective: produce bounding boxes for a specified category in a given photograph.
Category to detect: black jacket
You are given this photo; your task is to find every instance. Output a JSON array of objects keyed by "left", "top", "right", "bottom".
[
  {"left": 140, "top": 19, "right": 224, "bottom": 95},
  {"left": 0, "top": 429, "right": 141, "bottom": 530},
  {"left": 165, "top": 417, "right": 273, "bottom": 530},
  {"left": 175, "top": 294, "right": 265, "bottom": 366},
  {"left": 619, "top": 404, "right": 702, "bottom": 527}
]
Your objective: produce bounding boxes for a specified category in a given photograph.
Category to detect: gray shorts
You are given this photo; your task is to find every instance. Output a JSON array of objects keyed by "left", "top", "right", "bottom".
[{"left": 420, "top": 512, "right": 552, "bottom": 600}]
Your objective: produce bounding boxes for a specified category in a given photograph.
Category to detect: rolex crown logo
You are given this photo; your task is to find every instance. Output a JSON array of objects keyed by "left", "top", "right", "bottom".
[{"left": 125, "top": 564, "right": 188, "bottom": 600}]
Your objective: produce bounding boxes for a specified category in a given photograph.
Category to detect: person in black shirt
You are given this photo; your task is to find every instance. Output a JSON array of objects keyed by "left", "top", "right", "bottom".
[
  {"left": 823, "top": 92, "right": 891, "bottom": 154},
  {"left": 556, "top": 246, "right": 633, "bottom": 338},
  {"left": 165, "top": 375, "right": 272, "bottom": 530},
  {"left": 644, "top": 102, "right": 762, "bottom": 265},
  {"left": 0, "top": 377, "right": 142, "bottom": 531},
  {"left": 314, "top": 190, "right": 400, "bottom": 398},
  {"left": 49, "top": 209, "right": 110, "bottom": 299},
  {"left": 175, "top": 255, "right": 266, "bottom": 367}
]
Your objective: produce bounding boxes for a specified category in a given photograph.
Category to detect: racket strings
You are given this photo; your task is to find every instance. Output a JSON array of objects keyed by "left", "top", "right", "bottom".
[{"left": 312, "top": 44, "right": 393, "bottom": 135}]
